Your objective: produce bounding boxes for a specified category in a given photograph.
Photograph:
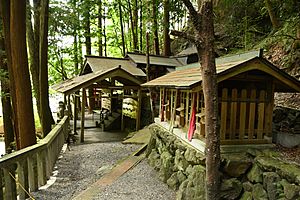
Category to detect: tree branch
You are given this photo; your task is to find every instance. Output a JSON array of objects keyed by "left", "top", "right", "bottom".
[
  {"left": 181, "top": 0, "right": 202, "bottom": 30},
  {"left": 170, "top": 30, "right": 203, "bottom": 47}
]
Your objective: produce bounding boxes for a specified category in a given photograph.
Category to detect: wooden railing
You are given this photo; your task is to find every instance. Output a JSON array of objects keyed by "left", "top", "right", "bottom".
[{"left": 0, "top": 116, "right": 69, "bottom": 200}]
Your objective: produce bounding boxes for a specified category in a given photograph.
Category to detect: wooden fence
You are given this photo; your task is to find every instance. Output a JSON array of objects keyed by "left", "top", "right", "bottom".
[{"left": 0, "top": 116, "right": 69, "bottom": 200}]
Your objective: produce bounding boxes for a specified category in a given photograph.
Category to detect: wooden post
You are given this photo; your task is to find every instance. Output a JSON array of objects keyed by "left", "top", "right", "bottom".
[
  {"left": 248, "top": 89, "right": 257, "bottom": 140},
  {"left": 73, "top": 92, "right": 78, "bottom": 135},
  {"left": 4, "top": 164, "right": 17, "bottom": 200},
  {"left": 220, "top": 88, "right": 228, "bottom": 140},
  {"left": 81, "top": 88, "right": 86, "bottom": 143},
  {"left": 257, "top": 90, "right": 266, "bottom": 139},
  {"left": 136, "top": 89, "right": 142, "bottom": 131},
  {"left": 121, "top": 90, "right": 125, "bottom": 131},
  {"left": 17, "top": 160, "right": 29, "bottom": 199},
  {"left": 229, "top": 88, "right": 238, "bottom": 139},
  {"left": 239, "top": 89, "right": 247, "bottom": 140},
  {"left": 28, "top": 155, "right": 38, "bottom": 191},
  {"left": 169, "top": 89, "right": 178, "bottom": 131},
  {"left": 185, "top": 91, "right": 190, "bottom": 128}
]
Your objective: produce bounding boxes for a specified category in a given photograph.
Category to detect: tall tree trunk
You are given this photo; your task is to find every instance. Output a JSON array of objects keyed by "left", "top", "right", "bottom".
[
  {"left": 84, "top": 0, "right": 92, "bottom": 55},
  {"left": 118, "top": 1, "right": 126, "bottom": 56},
  {"left": 10, "top": 0, "right": 37, "bottom": 149},
  {"left": 98, "top": 0, "right": 103, "bottom": 56},
  {"left": 163, "top": 0, "right": 171, "bottom": 56},
  {"left": 152, "top": 0, "right": 160, "bottom": 55},
  {"left": 0, "top": 0, "right": 20, "bottom": 149},
  {"left": 103, "top": 9, "right": 107, "bottom": 56},
  {"left": 179, "top": 0, "right": 220, "bottom": 199},
  {"left": 40, "top": 0, "right": 54, "bottom": 136},
  {"left": 264, "top": 0, "right": 280, "bottom": 30},
  {"left": 139, "top": 1, "right": 143, "bottom": 52},
  {"left": 127, "top": 0, "right": 137, "bottom": 51},
  {"left": 133, "top": 0, "right": 138, "bottom": 51},
  {"left": 0, "top": 34, "right": 14, "bottom": 153},
  {"left": 26, "top": 0, "right": 41, "bottom": 122}
]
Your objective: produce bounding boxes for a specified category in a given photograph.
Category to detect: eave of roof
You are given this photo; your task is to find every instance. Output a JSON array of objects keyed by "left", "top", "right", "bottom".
[
  {"left": 142, "top": 57, "right": 300, "bottom": 93},
  {"left": 126, "top": 52, "right": 184, "bottom": 67},
  {"left": 52, "top": 66, "right": 142, "bottom": 95}
]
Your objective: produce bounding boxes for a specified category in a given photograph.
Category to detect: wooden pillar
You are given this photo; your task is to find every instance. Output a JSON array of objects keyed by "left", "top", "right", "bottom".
[
  {"left": 4, "top": 164, "right": 17, "bottom": 200},
  {"left": 17, "top": 160, "right": 29, "bottom": 199},
  {"left": 136, "top": 89, "right": 142, "bottom": 131},
  {"left": 73, "top": 92, "right": 78, "bottom": 134},
  {"left": 169, "top": 89, "right": 178, "bottom": 131},
  {"left": 121, "top": 91, "right": 124, "bottom": 131},
  {"left": 81, "top": 88, "right": 86, "bottom": 143}
]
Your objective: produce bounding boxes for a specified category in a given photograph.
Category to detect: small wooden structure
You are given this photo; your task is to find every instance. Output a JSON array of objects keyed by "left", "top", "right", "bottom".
[
  {"left": 143, "top": 51, "right": 300, "bottom": 146},
  {"left": 53, "top": 56, "right": 146, "bottom": 142}
]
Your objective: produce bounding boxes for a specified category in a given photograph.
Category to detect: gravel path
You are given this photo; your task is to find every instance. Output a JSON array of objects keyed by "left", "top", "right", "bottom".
[
  {"left": 92, "top": 159, "right": 176, "bottom": 200},
  {"left": 32, "top": 142, "right": 142, "bottom": 200}
]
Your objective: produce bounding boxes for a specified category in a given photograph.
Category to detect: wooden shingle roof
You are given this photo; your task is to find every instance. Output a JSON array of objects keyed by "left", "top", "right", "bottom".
[
  {"left": 142, "top": 53, "right": 300, "bottom": 93},
  {"left": 83, "top": 56, "right": 146, "bottom": 77},
  {"left": 126, "top": 53, "right": 184, "bottom": 67}
]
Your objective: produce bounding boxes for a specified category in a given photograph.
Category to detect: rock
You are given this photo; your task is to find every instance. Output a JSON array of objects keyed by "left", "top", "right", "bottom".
[
  {"left": 185, "top": 165, "right": 193, "bottom": 176},
  {"left": 240, "top": 191, "right": 253, "bottom": 200},
  {"left": 256, "top": 156, "right": 300, "bottom": 184},
  {"left": 174, "top": 149, "right": 189, "bottom": 171},
  {"left": 184, "top": 148, "right": 199, "bottom": 165},
  {"left": 281, "top": 180, "right": 300, "bottom": 200},
  {"left": 263, "top": 172, "right": 281, "bottom": 200},
  {"left": 148, "top": 149, "right": 161, "bottom": 170},
  {"left": 158, "top": 150, "right": 174, "bottom": 182},
  {"left": 247, "top": 163, "right": 263, "bottom": 183},
  {"left": 176, "top": 179, "right": 189, "bottom": 200},
  {"left": 176, "top": 171, "right": 187, "bottom": 185},
  {"left": 220, "top": 178, "right": 243, "bottom": 200},
  {"left": 146, "top": 134, "right": 156, "bottom": 157},
  {"left": 167, "top": 172, "right": 179, "bottom": 190},
  {"left": 224, "top": 159, "right": 252, "bottom": 178},
  {"left": 243, "top": 181, "right": 254, "bottom": 192},
  {"left": 252, "top": 183, "right": 268, "bottom": 200},
  {"left": 188, "top": 165, "right": 206, "bottom": 187}
]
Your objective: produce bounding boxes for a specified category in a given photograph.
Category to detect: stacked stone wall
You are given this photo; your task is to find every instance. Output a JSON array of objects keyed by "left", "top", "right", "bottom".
[{"left": 147, "top": 124, "right": 300, "bottom": 200}]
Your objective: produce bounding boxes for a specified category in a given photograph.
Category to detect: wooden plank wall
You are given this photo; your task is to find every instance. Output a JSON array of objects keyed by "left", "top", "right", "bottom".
[{"left": 219, "top": 88, "right": 272, "bottom": 145}]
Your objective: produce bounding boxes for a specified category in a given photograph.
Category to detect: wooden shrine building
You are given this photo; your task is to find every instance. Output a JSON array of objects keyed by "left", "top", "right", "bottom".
[
  {"left": 53, "top": 56, "right": 146, "bottom": 142},
  {"left": 143, "top": 51, "right": 300, "bottom": 151}
]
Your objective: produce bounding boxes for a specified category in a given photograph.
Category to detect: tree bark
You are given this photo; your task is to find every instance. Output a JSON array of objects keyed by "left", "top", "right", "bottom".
[
  {"left": 40, "top": 0, "right": 54, "bottom": 136},
  {"left": 84, "top": 0, "right": 92, "bottom": 55},
  {"left": 180, "top": 0, "right": 220, "bottom": 199},
  {"left": 152, "top": 0, "right": 160, "bottom": 55},
  {"left": 163, "top": 0, "right": 171, "bottom": 56},
  {"left": 264, "top": 0, "right": 280, "bottom": 30},
  {"left": 10, "top": 0, "right": 37, "bottom": 149},
  {"left": 0, "top": 34, "right": 14, "bottom": 153},
  {"left": 118, "top": 1, "right": 126, "bottom": 56},
  {"left": 0, "top": 0, "right": 20, "bottom": 149},
  {"left": 98, "top": 0, "right": 103, "bottom": 56}
]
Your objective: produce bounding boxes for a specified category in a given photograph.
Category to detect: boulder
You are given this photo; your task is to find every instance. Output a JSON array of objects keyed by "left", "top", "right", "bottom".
[
  {"left": 148, "top": 149, "right": 161, "bottom": 170},
  {"left": 174, "top": 149, "right": 189, "bottom": 171},
  {"left": 167, "top": 172, "right": 179, "bottom": 190},
  {"left": 224, "top": 159, "right": 252, "bottom": 178},
  {"left": 158, "top": 150, "right": 174, "bottom": 182},
  {"left": 263, "top": 172, "right": 281, "bottom": 200},
  {"left": 247, "top": 163, "right": 263, "bottom": 183},
  {"left": 188, "top": 165, "right": 206, "bottom": 187},
  {"left": 220, "top": 178, "right": 243, "bottom": 200},
  {"left": 240, "top": 191, "right": 253, "bottom": 200},
  {"left": 252, "top": 183, "right": 268, "bottom": 200},
  {"left": 256, "top": 156, "right": 300, "bottom": 184},
  {"left": 280, "top": 179, "right": 300, "bottom": 200},
  {"left": 184, "top": 148, "right": 199, "bottom": 165},
  {"left": 243, "top": 181, "right": 254, "bottom": 192},
  {"left": 176, "top": 170, "right": 187, "bottom": 185}
]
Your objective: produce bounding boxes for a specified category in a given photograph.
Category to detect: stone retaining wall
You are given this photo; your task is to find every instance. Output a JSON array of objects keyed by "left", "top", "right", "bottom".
[{"left": 146, "top": 124, "right": 300, "bottom": 200}]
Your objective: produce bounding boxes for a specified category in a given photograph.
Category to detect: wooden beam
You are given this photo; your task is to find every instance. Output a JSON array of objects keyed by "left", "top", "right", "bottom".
[
  {"left": 169, "top": 89, "right": 178, "bottom": 131},
  {"left": 257, "top": 90, "right": 266, "bottom": 139},
  {"left": 121, "top": 91, "right": 125, "bottom": 131},
  {"left": 73, "top": 92, "right": 78, "bottom": 134},
  {"left": 239, "top": 89, "right": 247, "bottom": 140},
  {"left": 136, "top": 89, "right": 142, "bottom": 131},
  {"left": 185, "top": 91, "right": 190, "bottom": 128},
  {"left": 80, "top": 88, "right": 86, "bottom": 143},
  {"left": 220, "top": 88, "right": 228, "bottom": 140},
  {"left": 248, "top": 89, "right": 256, "bottom": 140},
  {"left": 229, "top": 88, "right": 238, "bottom": 139}
]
